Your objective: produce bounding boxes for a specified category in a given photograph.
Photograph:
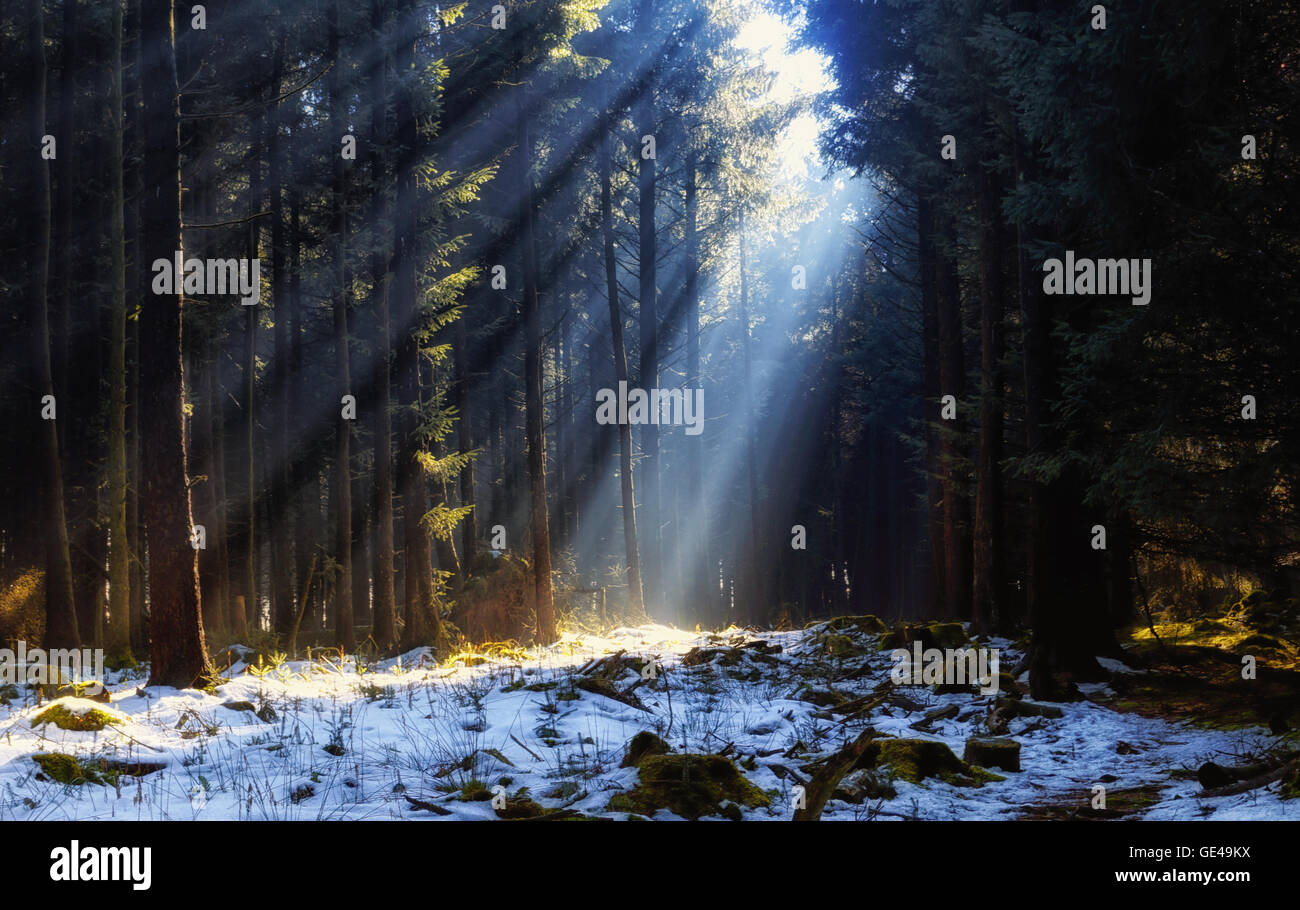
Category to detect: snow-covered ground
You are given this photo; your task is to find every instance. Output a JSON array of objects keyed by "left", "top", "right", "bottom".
[{"left": 0, "top": 622, "right": 1291, "bottom": 820}]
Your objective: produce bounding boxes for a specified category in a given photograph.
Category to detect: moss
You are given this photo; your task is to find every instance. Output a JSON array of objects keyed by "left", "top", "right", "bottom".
[
  {"left": 997, "top": 672, "right": 1022, "bottom": 697},
  {"left": 798, "top": 686, "right": 847, "bottom": 708},
  {"left": 962, "top": 737, "right": 1021, "bottom": 772},
  {"left": 875, "top": 738, "right": 1003, "bottom": 785},
  {"left": 606, "top": 754, "right": 771, "bottom": 820},
  {"left": 818, "top": 634, "right": 858, "bottom": 658},
  {"left": 32, "top": 699, "right": 124, "bottom": 732},
  {"left": 460, "top": 779, "right": 493, "bottom": 802},
  {"left": 878, "top": 621, "right": 970, "bottom": 652},
  {"left": 32, "top": 752, "right": 113, "bottom": 786},
  {"left": 622, "top": 731, "right": 671, "bottom": 768},
  {"left": 221, "top": 700, "right": 257, "bottom": 713},
  {"left": 826, "top": 614, "right": 887, "bottom": 634}
]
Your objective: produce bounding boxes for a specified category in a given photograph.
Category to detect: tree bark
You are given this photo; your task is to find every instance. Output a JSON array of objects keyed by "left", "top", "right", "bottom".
[
  {"left": 28, "top": 0, "right": 79, "bottom": 651},
  {"left": 519, "top": 97, "right": 557, "bottom": 644},
  {"left": 140, "top": 0, "right": 208, "bottom": 686},
  {"left": 601, "top": 125, "right": 645, "bottom": 616},
  {"left": 106, "top": 0, "right": 131, "bottom": 655},
  {"left": 329, "top": 0, "right": 354, "bottom": 651},
  {"left": 972, "top": 168, "right": 1005, "bottom": 635}
]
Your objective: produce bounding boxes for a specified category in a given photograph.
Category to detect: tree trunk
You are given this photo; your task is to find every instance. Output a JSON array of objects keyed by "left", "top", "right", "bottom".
[
  {"left": 519, "top": 98, "right": 557, "bottom": 644},
  {"left": 972, "top": 168, "right": 1005, "bottom": 635},
  {"left": 140, "top": 0, "right": 208, "bottom": 686},
  {"left": 28, "top": 0, "right": 79, "bottom": 651},
  {"left": 267, "top": 27, "right": 294, "bottom": 636},
  {"left": 917, "top": 196, "right": 944, "bottom": 617},
  {"left": 105, "top": 0, "right": 131, "bottom": 655},
  {"left": 737, "top": 209, "right": 767, "bottom": 627},
  {"left": 329, "top": 0, "right": 354, "bottom": 651},
  {"left": 601, "top": 125, "right": 644, "bottom": 616},
  {"left": 636, "top": 0, "right": 661, "bottom": 619},
  {"left": 393, "top": 0, "right": 443, "bottom": 652},
  {"left": 368, "top": 0, "right": 397, "bottom": 651},
  {"left": 937, "top": 249, "right": 970, "bottom": 620}
]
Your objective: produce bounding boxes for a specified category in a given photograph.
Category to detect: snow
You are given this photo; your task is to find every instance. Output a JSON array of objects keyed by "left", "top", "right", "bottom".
[{"left": 0, "top": 623, "right": 1291, "bottom": 821}]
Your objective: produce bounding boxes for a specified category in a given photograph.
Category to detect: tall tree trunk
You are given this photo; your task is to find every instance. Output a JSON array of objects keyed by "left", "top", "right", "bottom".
[
  {"left": 937, "top": 250, "right": 970, "bottom": 620},
  {"left": 329, "top": 0, "right": 354, "bottom": 651},
  {"left": 736, "top": 207, "right": 766, "bottom": 627},
  {"left": 140, "top": 0, "right": 208, "bottom": 686},
  {"left": 393, "top": 0, "right": 443, "bottom": 651},
  {"left": 684, "top": 147, "right": 707, "bottom": 623},
  {"left": 917, "top": 195, "right": 944, "bottom": 617},
  {"left": 267, "top": 27, "right": 294, "bottom": 636},
  {"left": 29, "top": 0, "right": 79, "bottom": 651},
  {"left": 519, "top": 98, "right": 556, "bottom": 644},
  {"left": 636, "top": 0, "right": 661, "bottom": 619},
  {"left": 971, "top": 168, "right": 1005, "bottom": 635},
  {"left": 601, "top": 126, "right": 644, "bottom": 616},
  {"left": 125, "top": 0, "right": 146, "bottom": 655},
  {"left": 368, "top": 0, "right": 397, "bottom": 651},
  {"left": 54, "top": 0, "right": 75, "bottom": 415},
  {"left": 106, "top": 0, "right": 131, "bottom": 655}
]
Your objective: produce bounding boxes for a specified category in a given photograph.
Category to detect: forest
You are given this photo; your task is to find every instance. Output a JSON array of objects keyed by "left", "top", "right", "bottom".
[{"left": 0, "top": 0, "right": 1297, "bottom": 826}]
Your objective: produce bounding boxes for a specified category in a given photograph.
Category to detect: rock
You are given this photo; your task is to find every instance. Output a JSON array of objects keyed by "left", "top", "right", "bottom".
[
  {"left": 605, "top": 754, "right": 771, "bottom": 820},
  {"left": 818, "top": 634, "right": 857, "bottom": 657},
  {"left": 220, "top": 700, "right": 257, "bottom": 713},
  {"left": 797, "top": 686, "right": 847, "bottom": 708},
  {"left": 621, "top": 731, "right": 671, "bottom": 767},
  {"left": 32, "top": 752, "right": 113, "bottom": 786},
  {"left": 31, "top": 698, "right": 125, "bottom": 732},
  {"left": 963, "top": 737, "right": 1021, "bottom": 772},
  {"left": 826, "top": 615, "right": 888, "bottom": 634},
  {"left": 1116, "top": 741, "right": 1139, "bottom": 755},
  {"left": 831, "top": 768, "right": 897, "bottom": 803},
  {"left": 52, "top": 682, "right": 111, "bottom": 703},
  {"left": 878, "top": 621, "right": 970, "bottom": 652},
  {"left": 874, "top": 738, "right": 1003, "bottom": 785}
]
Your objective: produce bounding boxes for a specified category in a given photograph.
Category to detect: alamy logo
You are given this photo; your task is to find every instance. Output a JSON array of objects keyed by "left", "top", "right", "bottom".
[
  {"left": 0, "top": 641, "right": 103, "bottom": 692},
  {"left": 595, "top": 381, "right": 704, "bottom": 435},
  {"left": 50, "top": 841, "right": 151, "bottom": 890},
  {"left": 152, "top": 252, "right": 261, "bottom": 306},
  {"left": 1042, "top": 251, "right": 1151, "bottom": 305},
  {"left": 890, "top": 642, "right": 1000, "bottom": 695}
]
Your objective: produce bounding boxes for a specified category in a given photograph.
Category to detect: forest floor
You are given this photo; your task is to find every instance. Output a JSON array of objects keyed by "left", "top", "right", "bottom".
[{"left": 1, "top": 616, "right": 1296, "bottom": 821}]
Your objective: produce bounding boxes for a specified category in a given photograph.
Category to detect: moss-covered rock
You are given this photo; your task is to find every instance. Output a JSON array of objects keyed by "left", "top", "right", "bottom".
[
  {"left": 878, "top": 621, "right": 970, "bottom": 652},
  {"left": 606, "top": 754, "right": 771, "bottom": 820},
  {"left": 31, "top": 698, "right": 124, "bottom": 732},
  {"left": 826, "top": 614, "right": 888, "bottom": 635},
  {"left": 797, "top": 686, "right": 847, "bottom": 708},
  {"left": 818, "top": 633, "right": 857, "bottom": 658},
  {"left": 32, "top": 752, "right": 113, "bottom": 786},
  {"left": 832, "top": 768, "right": 897, "bottom": 803},
  {"left": 875, "top": 738, "right": 1003, "bottom": 785},
  {"left": 963, "top": 737, "right": 1021, "bottom": 772},
  {"left": 621, "top": 731, "right": 671, "bottom": 768}
]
